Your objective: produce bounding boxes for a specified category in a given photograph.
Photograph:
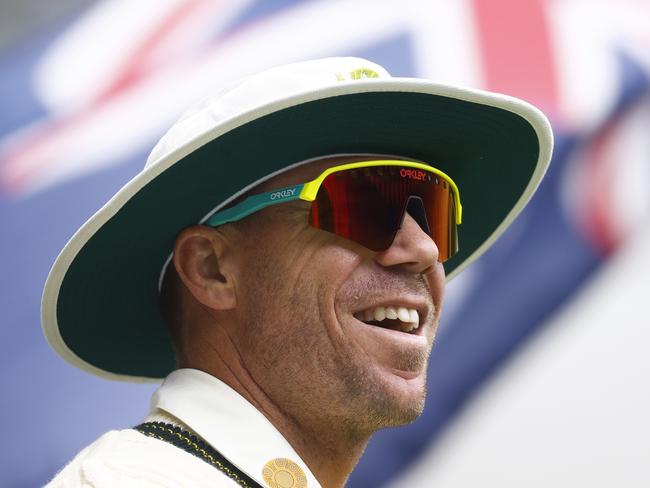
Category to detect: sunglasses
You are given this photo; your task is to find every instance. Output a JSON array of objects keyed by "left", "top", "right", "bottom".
[{"left": 206, "top": 160, "right": 462, "bottom": 262}]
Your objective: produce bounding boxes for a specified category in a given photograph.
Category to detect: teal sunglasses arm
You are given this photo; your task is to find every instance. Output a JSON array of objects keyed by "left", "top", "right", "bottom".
[{"left": 206, "top": 183, "right": 305, "bottom": 227}]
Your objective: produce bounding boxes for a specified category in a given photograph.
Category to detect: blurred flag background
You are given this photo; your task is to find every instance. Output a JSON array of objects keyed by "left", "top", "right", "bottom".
[{"left": 1, "top": 0, "right": 648, "bottom": 486}]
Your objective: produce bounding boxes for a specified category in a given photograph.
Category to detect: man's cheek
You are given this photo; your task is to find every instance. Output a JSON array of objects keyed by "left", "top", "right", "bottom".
[{"left": 317, "top": 245, "right": 363, "bottom": 278}]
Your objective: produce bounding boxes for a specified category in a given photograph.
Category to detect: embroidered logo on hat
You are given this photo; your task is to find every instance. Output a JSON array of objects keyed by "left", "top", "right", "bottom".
[
  {"left": 335, "top": 67, "right": 381, "bottom": 81},
  {"left": 262, "top": 458, "right": 307, "bottom": 488},
  {"left": 349, "top": 67, "right": 380, "bottom": 79}
]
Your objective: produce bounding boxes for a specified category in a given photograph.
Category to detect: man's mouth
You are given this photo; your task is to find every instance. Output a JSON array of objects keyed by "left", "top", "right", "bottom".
[{"left": 353, "top": 306, "right": 420, "bottom": 333}]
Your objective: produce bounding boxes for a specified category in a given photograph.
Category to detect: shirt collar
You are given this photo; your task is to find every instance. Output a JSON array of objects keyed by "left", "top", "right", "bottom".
[{"left": 150, "top": 368, "right": 321, "bottom": 488}]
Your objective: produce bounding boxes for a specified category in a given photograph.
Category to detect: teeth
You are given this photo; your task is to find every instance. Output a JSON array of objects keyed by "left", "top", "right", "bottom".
[
  {"left": 373, "top": 307, "right": 386, "bottom": 321},
  {"left": 355, "top": 305, "right": 420, "bottom": 330},
  {"left": 409, "top": 309, "right": 419, "bottom": 324},
  {"left": 397, "top": 307, "right": 410, "bottom": 323},
  {"left": 403, "top": 323, "right": 417, "bottom": 333},
  {"left": 385, "top": 307, "right": 398, "bottom": 320}
]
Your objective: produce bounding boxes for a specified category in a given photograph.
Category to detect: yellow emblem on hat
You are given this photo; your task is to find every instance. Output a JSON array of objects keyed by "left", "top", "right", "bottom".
[
  {"left": 262, "top": 458, "right": 307, "bottom": 488},
  {"left": 335, "top": 68, "right": 380, "bottom": 81},
  {"left": 349, "top": 68, "right": 380, "bottom": 79}
]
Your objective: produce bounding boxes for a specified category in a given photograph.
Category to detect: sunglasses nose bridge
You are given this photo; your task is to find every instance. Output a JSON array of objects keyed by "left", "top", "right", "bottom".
[{"left": 401, "top": 195, "right": 431, "bottom": 235}]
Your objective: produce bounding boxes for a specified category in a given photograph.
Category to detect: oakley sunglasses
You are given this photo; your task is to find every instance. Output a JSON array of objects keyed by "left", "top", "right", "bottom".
[{"left": 206, "top": 160, "right": 462, "bottom": 262}]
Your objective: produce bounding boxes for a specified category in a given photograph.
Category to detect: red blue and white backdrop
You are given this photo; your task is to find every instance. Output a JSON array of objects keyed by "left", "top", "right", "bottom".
[{"left": 1, "top": 1, "right": 649, "bottom": 486}]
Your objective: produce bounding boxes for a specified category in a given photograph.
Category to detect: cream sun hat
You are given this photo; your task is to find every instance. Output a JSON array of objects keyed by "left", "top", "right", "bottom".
[{"left": 42, "top": 57, "right": 553, "bottom": 381}]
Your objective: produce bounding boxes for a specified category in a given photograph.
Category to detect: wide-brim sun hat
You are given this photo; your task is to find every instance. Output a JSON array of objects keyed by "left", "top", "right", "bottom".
[{"left": 42, "top": 57, "right": 553, "bottom": 382}]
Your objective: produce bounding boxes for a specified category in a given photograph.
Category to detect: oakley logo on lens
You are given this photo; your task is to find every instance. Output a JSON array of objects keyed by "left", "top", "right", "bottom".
[
  {"left": 400, "top": 168, "right": 427, "bottom": 181},
  {"left": 270, "top": 188, "right": 297, "bottom": 200}
]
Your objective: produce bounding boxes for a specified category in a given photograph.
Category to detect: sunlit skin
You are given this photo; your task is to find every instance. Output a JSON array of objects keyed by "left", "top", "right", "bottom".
[{"left": 170, "top": 155, "right": 446, "bottom": 488}]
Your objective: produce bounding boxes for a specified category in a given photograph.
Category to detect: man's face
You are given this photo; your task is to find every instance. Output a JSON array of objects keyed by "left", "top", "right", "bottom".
[{"left": 227, "top": 156, "right": 445, "bottom": 436}]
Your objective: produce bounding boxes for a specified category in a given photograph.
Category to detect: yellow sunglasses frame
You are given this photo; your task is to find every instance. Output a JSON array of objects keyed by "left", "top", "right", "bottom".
[
  {"left": 299, "top": 160, "right": 462, "bottom": 224},
  {"left": 206, "top": 159, "right": 462, "bottom": 228}
]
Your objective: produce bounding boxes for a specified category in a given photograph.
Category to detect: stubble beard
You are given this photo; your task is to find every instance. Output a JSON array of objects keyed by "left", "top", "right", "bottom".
[
  {"left": 334, "top": 345, "right": 430, "bottom": 434},
  {"left": 238, "top": 263, "right": 431, "bottom": 443}
]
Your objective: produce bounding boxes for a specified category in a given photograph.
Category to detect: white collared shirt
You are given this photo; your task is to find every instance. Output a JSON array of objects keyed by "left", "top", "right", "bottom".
[
  {"left": 150, "top": 369, "right": 320, "bottom": 487},
  {"left": 46, "top": 369, "right": 320, "bottom": 488}
]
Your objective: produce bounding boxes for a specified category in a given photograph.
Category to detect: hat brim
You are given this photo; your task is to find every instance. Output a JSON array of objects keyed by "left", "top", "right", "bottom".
[{"left": 42, "top": 79, "right": 553, "bottom": 382}]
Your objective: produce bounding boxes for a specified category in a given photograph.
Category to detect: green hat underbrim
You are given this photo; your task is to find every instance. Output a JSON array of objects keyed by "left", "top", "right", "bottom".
[{"left": 42, "top": 82, "right": 552, "bottom": 382}]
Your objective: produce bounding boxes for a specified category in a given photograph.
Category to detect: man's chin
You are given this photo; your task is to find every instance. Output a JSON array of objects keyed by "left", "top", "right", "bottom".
[
  {"left": 363, "top": 370, "right": 428, "bottom": 428},
  {"left": 370, "top": 395, "right": 426, "bottom": 429}
]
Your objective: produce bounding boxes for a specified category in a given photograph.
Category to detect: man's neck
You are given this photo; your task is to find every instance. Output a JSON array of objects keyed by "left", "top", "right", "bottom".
[
  {"left": 209, "top": 365, "right": 370, "bottom": 487},
  {"left": 183, "top": 341, "right": 370, "bottom": 488}
]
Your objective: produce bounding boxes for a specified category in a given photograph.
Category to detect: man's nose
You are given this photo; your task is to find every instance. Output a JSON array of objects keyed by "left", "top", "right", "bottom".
[{"left": 373, "top": 212, "right": 439, "bottom": 273}]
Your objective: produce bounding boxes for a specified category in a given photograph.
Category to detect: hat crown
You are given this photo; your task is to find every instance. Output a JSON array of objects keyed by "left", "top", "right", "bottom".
[{"left": 145, "top": 57, "right": 390, "bottom": 168}]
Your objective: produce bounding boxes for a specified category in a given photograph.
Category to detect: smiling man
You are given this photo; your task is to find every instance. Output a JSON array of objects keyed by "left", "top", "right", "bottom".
[{"left": 42, "top": 58, "right": 553, "bottom": 487}]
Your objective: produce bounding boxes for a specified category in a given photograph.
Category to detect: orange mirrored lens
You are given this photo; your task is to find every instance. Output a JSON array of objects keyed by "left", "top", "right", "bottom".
[{"left": 310, "top": 166, "right": 458, "bottom": 262}]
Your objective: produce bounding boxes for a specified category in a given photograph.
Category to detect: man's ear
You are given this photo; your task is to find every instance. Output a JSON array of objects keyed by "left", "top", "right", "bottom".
[{"left": 172, "top": 225, "right": 237, "bottom": 310}]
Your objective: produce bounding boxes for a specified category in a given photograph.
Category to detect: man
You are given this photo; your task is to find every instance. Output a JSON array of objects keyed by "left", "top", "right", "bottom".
[{"left": 42, "top": 57, "right": 553, "bottom": 487}]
